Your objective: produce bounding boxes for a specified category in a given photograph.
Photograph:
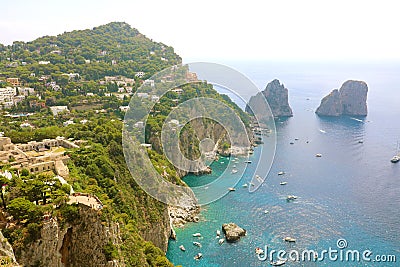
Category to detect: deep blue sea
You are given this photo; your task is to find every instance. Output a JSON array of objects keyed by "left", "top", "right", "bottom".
[{"left": 166, "top": 61, "right": 400, "bottom": 266}]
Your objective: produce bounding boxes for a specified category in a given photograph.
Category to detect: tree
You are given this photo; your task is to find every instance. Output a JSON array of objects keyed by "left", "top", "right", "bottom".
[{"left": 7, "top": 197, "right": 36, "bottom": 221}]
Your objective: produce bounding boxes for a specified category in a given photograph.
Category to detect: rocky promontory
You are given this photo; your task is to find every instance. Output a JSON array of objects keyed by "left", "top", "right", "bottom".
[
  {"left": 316, "top": 80, "right": 368, "bottom": 116},
  {"left": 222, "top": 223, "right": 246, "bottom": 242},
  {"left": 246, "top": 79, "right": 293, "bottom": 117}
]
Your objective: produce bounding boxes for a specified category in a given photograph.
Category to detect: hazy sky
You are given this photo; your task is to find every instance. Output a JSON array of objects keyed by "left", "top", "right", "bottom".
[{"left": 1, "top": 0, "right": 399, "bottom": 62}]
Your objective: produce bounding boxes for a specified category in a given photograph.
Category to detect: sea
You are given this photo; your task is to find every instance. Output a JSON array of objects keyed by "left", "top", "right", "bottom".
[{"left": 166, "top": 61, "right": 400, "bottom": 266}]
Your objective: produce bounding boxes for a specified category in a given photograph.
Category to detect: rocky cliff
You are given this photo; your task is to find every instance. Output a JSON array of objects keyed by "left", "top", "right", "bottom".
[
  {"left": 17, "top": 205, "right": 124, "bottom": 267},
  {"left": 316, "top": 80, "right": 368, "bottom": 116},
  {"left": 246, "top": 79, "right": 293, "bottom": 117}
]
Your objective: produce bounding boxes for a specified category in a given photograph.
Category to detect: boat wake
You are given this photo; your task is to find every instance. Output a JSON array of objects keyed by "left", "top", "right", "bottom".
[{"left": 350, "top": 117, "right": 364, "bottom": 123}]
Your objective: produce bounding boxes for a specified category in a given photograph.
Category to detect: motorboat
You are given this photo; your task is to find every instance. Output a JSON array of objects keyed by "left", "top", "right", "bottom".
[
  {"left": 278, "top": 171, "right": 285, "bottom": 175},
  {"left": 391, "top": 155, "right": 400, "bottom": 163},
  {"left": 179, "top": 245, "right": 186, "bottom": 251},
  {"left": 255, "top": 247, "right": 264, "bottom": 255},
  {"left": 284, "top": 237, "right": 296, "bottom": 242},
  {"left": 280, "top": 182, "right": 287, "bottom": 185},
  {"left": 218, "top": 238, "right": 224, "bottom": 245},
  {"left": 286, "top": 195, "right": 297, "bottom": 201},
  {"left": 228, "top": 187, "right": 236, "bottom": 192},
  {"left": 192, "top": 233, "right": 201, "bottom": 237},
  {"left": 194, "top": 253, "right": 203, "bottom": 260},
  {"left": 193, "top": 241, "right": 201, "bottom": 247},
  {"left": 270, "top": 259, "right": 287, "bottom": 266}
]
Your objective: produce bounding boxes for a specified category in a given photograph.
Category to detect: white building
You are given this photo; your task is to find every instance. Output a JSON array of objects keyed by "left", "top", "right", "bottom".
[
  {"left": 119, "top": 106, "right": 130, "bottom": 112},
  {"left": 144, "top": 79, "right": 155, "bottom": 87},
  {"left": 0, "top": 87, "right": 17, "bottom": 104},
  {"left": 50, "top": 106, "right": 69, "bottom": 116},
  {"left": 137, "top": 93, "right": 149, "bottom": 99},
  {"left": 135, "top": 72, "right": 145, "bottom": 78},
  {"left": 18, "top": 87, "right": 35, "bottom": 96},
  {"left": 151, "top": 95, "right": 160, "bottom": 102},
  {"left": 38, "top": 61, "right": 51, "bottom": 65},
  {"left": 63, "top": 120, "right": 74, "bottom": 127}
]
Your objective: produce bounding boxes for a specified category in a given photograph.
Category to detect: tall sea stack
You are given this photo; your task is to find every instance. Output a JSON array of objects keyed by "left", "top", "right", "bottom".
[
  {"left": 246, "top": 79, "right": 293, "bottom": 117},
  {"left": 316, "top": 80, "right": 368, "bottom": 116}
]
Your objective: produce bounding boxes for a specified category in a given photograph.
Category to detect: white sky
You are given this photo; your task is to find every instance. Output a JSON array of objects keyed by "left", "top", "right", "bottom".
[{"left": 1, "top": 0, "right": 399, "bottom": 62}]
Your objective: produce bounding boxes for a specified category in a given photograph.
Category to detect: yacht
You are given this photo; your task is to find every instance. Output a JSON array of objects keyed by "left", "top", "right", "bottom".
[
  {"left": 280, "top": 182, "right": 287, "bottom": 185},
  {"left": 179, "top": 245, "right": 186, "bottom": 251},
  {"left": 218, "top": 238, "right": 224, "bottom": 245},
  {"left": 192, "top": 233, "right": 201, "bottom": 237},
  {"left": 231, "top": 169, "right": 238, "bottom": 174},
  {"left": 228, "top": 187, "right": 236, "bottom": 192},
  {"left": 278, "top": 171, "right": 285, "bottom": 175}
]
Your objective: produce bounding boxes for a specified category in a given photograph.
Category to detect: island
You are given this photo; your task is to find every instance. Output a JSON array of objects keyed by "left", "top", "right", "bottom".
[
  {"left": 246, "top": 79, "right": 293, "bottom": 118},
  {"left": 316, "top": 80, "right": 368, "bottom": 116}
]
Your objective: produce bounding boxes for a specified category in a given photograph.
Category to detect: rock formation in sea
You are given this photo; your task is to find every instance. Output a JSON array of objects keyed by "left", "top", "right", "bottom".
[
  {"left": 222, "top": 222, "right": 246, "bottom": 242},
  {"left": 246, "top": 79, "right": 293, "bottom": 117},
  {"left": 316, "top": 80, "right": 368, "bottom": 116}
]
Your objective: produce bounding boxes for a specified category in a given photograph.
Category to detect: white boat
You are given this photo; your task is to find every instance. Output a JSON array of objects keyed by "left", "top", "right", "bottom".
[
  {"left": 218, "top": 238, "right": 224, "bottom": 245},
  {"left": 216, "top": 230, "right": 221, "bottom": 236},
  {"left": 192, "top": 233, "right": 201, "bottom": 237},
  {"left": 315, "top": 153, "right": 322, "bottom": 157},
  {"left": 231, "top": 169, "right": 238, "bottom": 174},
  {"left": 391, "top": 142, "right": 400, "bottom": 163},
  {"left": 228, "top": 187, "right": 236, "bottom": 192},
  {"left": 255, "top": 247, "right": 264, "bottom": 255},
  {"left": 280, "top": 182, "right": 287, "bottom": 185},
  {"left": 286, "top": 195, "right": 297, "bottom": 201},
  {"left": 270, "top": 259, "right": 287, "bottom": 266},
  {"left": 194, "top": 253, "right": 203, "bottom": 260},
  {"left": 278, "top": 171, "right": 285, "bottom": 175},
  {"left": 179, "top": 245, "right": 186, "bottom": 251},
  {"left": 319, "top": 129, "right": 326, "bottom": 133},
  {"left": 255, "top": 175, "right": 263, "bottom": 183},
  {"left": 245, "top": 160, "right": 252, "bottom": 163},
  {"left": 264, "top": 210, "right": 269, "bottom": 214},
  {"left": 391, "top": 155, "right": 400, "bottom": 163},
  {"left": 193, "top": 241, "right": 202, "bottom": 247},
  {"left": 242, "top": 183, "right": 248, "bottom": 188},
  {"left": 284, "top": 237, "right": 296, "bottom": 242}
]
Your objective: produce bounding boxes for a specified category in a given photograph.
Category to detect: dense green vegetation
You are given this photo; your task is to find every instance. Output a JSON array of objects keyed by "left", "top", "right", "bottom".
[{"left": 0, "top": 21, "right": 249, "bottom": 266}]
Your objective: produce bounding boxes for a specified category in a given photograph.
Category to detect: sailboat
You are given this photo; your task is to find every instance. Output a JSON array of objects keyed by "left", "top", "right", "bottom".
[{"left": 391, "top": 141, "right": 400, "bottom": 163}]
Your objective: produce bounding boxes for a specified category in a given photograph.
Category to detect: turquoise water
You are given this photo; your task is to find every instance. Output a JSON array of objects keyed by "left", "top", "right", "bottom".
[{"left": 166, "top": 62, "right": 400, "bottom": 266}]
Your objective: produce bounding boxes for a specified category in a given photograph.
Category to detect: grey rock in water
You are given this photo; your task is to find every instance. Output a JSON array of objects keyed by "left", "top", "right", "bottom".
[
  {"left": 246, "top": 79, "right": 293, "bottom": 117},
  {"left": 222, "top": 222, "right": 246, "bottom": 242},
  {"left": 316, "top": 80, "right": 368, "bottom": 116}
]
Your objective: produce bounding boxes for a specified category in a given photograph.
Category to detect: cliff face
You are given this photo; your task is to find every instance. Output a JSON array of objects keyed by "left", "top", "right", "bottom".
[
  {"left": 0, "top": 231, "right": 18, "bottom": 265},
  {"left": 316, "top": 80, "right": 368, "bottom": 116},
  {"left": 246, "top": 79, "right": 293, "bottom": 117},
  {"left": 17, "top": 205, "right": 124, "bottom": 267}
]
